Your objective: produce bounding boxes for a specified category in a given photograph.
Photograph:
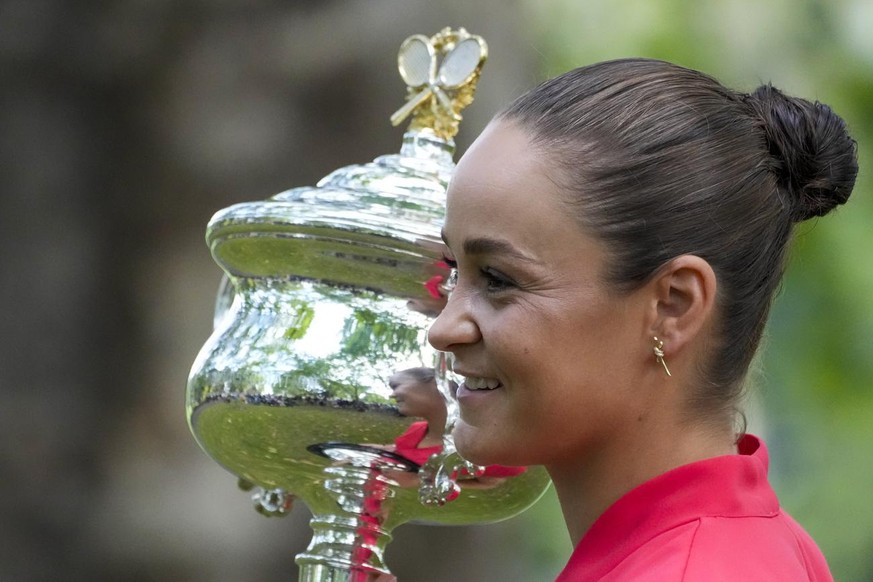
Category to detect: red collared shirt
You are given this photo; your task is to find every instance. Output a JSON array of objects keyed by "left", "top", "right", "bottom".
[{"left": 556, "top": 435, "right": 832, "bottom": 581}]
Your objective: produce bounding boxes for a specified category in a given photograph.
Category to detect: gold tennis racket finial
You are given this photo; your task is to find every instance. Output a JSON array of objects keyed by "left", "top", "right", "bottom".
[{"left": 390, "top": 27, "right": 488, "bottom": 140}]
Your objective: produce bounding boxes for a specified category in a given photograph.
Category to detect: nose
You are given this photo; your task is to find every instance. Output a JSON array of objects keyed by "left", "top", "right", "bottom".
[{"left": 427, "top": 289, "right": 481, "bottom": 352}]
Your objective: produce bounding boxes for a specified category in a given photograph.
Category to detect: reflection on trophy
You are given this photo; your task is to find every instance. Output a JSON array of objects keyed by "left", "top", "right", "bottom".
[{"left": 187, "top": 28, "right": 550, "bottom": 581}]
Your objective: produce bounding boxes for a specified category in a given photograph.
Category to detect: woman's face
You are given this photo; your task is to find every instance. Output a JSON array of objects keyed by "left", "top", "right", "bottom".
[
  {"left": 428, "top": 121, "right": 652, "bottom": 469},
  {"left": 388, "top": 372, "right": 443, "bottom": 419}
]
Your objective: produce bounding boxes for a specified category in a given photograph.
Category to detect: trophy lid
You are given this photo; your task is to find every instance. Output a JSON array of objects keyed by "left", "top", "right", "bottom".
[{"left": 205, "top": 28, "right": 487, "bottom": 296}]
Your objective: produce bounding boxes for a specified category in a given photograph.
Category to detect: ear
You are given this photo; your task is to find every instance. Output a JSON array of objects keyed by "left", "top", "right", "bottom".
[{"left": 646, "top": 255, "right": 717, "bottom": 356}]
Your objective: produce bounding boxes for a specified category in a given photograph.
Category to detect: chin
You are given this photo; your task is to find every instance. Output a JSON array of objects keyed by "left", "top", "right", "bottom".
[{"left": 452, "top": 421, "right": 510, "bottom": 467}]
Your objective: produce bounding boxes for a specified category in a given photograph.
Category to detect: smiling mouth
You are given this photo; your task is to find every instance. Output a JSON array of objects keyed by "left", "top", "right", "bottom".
[{"left": 463, "top": 376, "right": 501, "bottom": 391}]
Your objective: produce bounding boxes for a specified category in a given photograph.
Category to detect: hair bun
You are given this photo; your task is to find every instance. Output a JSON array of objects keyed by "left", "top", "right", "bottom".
[{"left": 746, "top": 84, "right": 858, "bottom": 222}]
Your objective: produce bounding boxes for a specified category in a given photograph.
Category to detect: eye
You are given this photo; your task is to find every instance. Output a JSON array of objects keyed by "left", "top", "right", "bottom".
[{"left": 481, "top": 267, "right": 515, "bottom": 293}]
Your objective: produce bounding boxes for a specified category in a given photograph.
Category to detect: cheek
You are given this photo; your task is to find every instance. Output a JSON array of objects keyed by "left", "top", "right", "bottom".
[
  {"left": 475, "top": 301, "right": 545, "bottom": 348},
  {"left": 543, "top": 298, "right": 628, "bottom": 357}
]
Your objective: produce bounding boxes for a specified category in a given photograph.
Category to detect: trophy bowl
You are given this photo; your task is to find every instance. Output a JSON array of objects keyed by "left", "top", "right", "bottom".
[{"left": 186, "top": 28, "right": 550, "bottom": 581}]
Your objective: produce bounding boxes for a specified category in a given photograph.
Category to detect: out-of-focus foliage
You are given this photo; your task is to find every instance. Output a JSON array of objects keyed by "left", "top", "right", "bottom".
[
  {"left": 518, "top": 1, "right": 873, "bottom": 579},
  {"left": 3, "top": 1, "right": 867, "bottom": 579}
]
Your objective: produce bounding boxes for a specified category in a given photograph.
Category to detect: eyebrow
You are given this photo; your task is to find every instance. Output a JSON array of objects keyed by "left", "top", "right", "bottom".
[{"left": 441, "top": 230, "right": 538, "bottom": 263}]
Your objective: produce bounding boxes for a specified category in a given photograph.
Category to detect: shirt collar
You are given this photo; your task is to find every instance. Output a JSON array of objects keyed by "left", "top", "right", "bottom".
[{"left": 565, "top": 434, "right": 779, "bottom": 578}]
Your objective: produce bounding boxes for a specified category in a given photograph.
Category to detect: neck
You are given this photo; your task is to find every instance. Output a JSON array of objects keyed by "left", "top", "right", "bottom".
[
  {"left": 548, "top": 417, "right": 736, "bottom": 546},
  {"left": 419, "top": 412, "right": 448, "bottom": 448}
]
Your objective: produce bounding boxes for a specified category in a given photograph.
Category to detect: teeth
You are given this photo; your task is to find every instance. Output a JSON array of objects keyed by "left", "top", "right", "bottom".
[{"left": 464, "top": 376, "right": 500, "bottom": 390}]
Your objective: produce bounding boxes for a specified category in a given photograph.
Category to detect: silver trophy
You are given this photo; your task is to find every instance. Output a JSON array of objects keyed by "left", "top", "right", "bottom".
[{"left": 187, "top": 28, "right": 550, "bottom": 581}]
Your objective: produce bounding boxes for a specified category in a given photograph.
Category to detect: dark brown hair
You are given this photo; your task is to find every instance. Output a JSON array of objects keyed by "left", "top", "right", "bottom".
[
  {"left": 392, "top": 367, "right": 436, "bottom": 385},
  {"left": 498, "top": 58, "right": 858, "bottom": 416}
]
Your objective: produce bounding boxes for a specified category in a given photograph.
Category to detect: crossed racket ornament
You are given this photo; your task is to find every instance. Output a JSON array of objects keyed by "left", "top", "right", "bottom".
[{"left": 390, "top": 28, "right": 487, "bottom": 139}]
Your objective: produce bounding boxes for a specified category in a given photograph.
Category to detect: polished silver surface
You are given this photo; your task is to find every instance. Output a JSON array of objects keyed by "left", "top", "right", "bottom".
[{"left": 187, "top": 114, "right": 549, "bottom": 579}]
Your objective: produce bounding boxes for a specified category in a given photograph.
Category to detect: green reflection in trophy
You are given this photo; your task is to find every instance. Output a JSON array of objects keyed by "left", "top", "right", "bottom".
[{"left": 186, "top": 28, "right": 550, "bottom": 581}]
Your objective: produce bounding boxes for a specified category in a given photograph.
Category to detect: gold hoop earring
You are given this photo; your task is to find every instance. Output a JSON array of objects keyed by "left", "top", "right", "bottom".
[{"left": 653, "top": 337, "right": 672, "bottom": 377}]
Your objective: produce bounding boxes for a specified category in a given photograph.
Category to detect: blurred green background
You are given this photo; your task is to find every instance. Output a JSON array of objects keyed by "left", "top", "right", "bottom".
[
  {"left": 0, "top": 0, "right": 869, "bottom": 580},
  {"left": 526, "top": 2, "right": 873, "bottom": 579}
]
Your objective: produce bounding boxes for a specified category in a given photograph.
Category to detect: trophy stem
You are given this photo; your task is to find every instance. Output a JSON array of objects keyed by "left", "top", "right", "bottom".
[{"left": 296, "top": 466, "right": 397, "bottom": 581}]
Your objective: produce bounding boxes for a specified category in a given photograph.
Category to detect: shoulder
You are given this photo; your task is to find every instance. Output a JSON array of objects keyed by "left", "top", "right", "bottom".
[
  {"left": 597, "top": 520, "right": 700, "bottom": 581},
  {"left": 556, "top": 436, "right": 833, "bottom": 581},
  {"left": 557, "top": 520, "right": 701, "bottom": 581},
  {"left": 598, "top": 512, "right": 833, "bottom": 582},
  {"left": 682, "top": 512, "right": 833, "bottom": 581}
]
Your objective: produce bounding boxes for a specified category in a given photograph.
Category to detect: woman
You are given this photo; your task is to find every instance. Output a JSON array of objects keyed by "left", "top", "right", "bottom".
[
  {"left": 388, "top": 366, "right": 448, "bottom": 462},
  {"left": 428, "top": 58, "right": 857, "bottom": 580}
]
